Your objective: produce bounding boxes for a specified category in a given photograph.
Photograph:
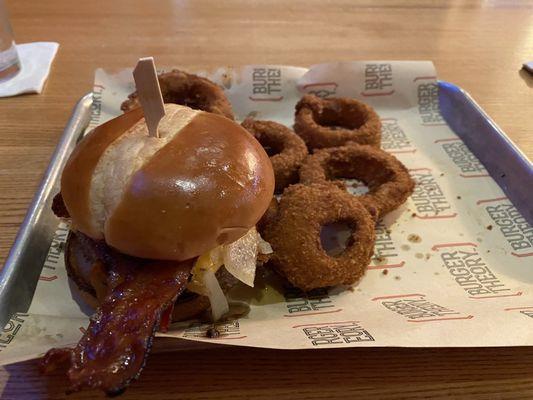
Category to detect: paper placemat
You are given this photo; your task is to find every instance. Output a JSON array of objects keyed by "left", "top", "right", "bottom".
[{"left": 1, "top": 61, "right": 531, "bottom": 365}]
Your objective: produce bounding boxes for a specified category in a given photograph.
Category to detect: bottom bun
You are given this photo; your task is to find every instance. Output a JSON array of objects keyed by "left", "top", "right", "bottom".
[{"left": 65, "top": 231, "right": 236, "bottom": 322}]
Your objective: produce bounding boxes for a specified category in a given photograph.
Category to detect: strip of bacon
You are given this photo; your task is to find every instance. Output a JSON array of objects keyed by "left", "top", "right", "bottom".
[
  {"left": 41, "top": 259, "right": 192, "bottom": 395},
  {"left": 52, "top": 193, "right": 70, "bottom": 218},
  {"left": 159, "top": 304, "right": 175, "bottom": 333}
]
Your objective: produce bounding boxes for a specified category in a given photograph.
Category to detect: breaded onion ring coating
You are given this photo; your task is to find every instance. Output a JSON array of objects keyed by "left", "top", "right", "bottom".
[
  {"left": 242, "top": 118, "right": 308, "bottom": 193},
  {"left": 294, "top": 94, "right": 381, "bottom": 149},
  {"left": 257, "top": 197, "right": 279, "bottom": 237},
  {"left": 121, "top": 69, "right": 234, "bottom": 120},
  {"left": 299, "top": 144, "right": 415, "bottom": 219},
  {"left": 264, "top": 183, "right": 375, "bottom": 291}
]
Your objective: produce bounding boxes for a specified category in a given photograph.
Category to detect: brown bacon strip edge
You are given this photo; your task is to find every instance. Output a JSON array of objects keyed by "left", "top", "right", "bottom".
[
  {"left": 52, "top": 193, "right": 70, "bottom": 219},
  {"left": 41, "top": 258, "right": 192, "bottom": 395}
]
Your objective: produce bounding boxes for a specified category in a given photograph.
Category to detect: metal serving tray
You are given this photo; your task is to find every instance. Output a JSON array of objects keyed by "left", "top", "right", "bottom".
[{"left": 0, "top": 83, "right": 532, "bottom": 330}]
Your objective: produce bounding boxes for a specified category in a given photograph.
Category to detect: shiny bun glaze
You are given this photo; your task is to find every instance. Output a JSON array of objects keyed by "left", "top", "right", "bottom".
[{"left": 61, "top": 104, "right": 275, "bottom": 261}]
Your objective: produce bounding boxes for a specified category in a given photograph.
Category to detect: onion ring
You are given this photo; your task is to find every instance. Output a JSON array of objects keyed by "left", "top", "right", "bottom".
[
  {"left": 121, "top": 69, "right": 234, "bottom": 120},
  {"left": 299, "top": 144, "right": 415, "bottom": 219},
  {"left": 257, "top": 197, "right": 279, "bottom": 236},
  {"left": 294, "top": 94, "right": 381, "bottom": 149},
  {"left": 241, "top": 118, "right": 308, "bottom": 193},
  {"left": 264, "top": 183, "right": 375, "bottom": 291}
]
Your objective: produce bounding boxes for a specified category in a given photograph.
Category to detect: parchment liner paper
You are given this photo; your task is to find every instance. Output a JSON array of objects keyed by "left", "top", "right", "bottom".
[{"left": 1, "top": 62, "right": 532, "bottom": 365}]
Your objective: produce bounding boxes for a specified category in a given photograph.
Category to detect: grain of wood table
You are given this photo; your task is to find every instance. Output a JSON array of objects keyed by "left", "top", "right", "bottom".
[{"left": 1, "top": 0, "right": 532, "bottom": 398}]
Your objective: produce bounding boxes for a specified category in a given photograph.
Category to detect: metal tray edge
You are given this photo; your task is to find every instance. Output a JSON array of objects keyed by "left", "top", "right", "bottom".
[
  {"left": 0, "top": 93, "right": 93, "bottom": 329},
  {"left": 439, "top": 81, "right": 532, "bottom": 166},
  {"left": 438, "top": 81, "right": 533, "bottom": 225}
]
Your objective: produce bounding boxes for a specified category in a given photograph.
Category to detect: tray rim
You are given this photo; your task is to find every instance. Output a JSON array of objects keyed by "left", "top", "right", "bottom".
[
  {"left": 1, "top": 80, "right": 531, "bottom": 333},
  {"left": 0, "top": 93, "right": 92, "bottom": 330},
  {"left": 438, "top": 80, "right": 532, "bottom": 225},
  {"left": 438, "top": 81, "right": 531, "bottom": 166}
]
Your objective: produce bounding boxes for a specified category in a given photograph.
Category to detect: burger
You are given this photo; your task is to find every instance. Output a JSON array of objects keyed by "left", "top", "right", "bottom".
[{"left": 43, "top": 104, "right": 275, "bottom": 394}]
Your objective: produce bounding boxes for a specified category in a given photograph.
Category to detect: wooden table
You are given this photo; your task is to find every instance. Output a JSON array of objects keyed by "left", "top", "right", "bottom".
[{"left": 1, "top": 0, "right": 532, "bottom": 398}]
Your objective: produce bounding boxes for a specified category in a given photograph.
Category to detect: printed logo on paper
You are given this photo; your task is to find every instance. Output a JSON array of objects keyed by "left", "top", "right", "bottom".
[
  {"left": 0, "top": 313, "right": 28, "bottom": 351},
  {"left": 283, "top": 287, "right": 341, "bottom": 317},
  {"left": 293, "top": 321, "right": 375, "bottom": 346},
  {"left": 39, "top": 223, "right": 69, "bottom": 282},
  {"left": 477, "top": 197, "right": 533, "bottom": 258},
  {"left": 504, "top": 306, "right": 533, "bottom": 319},
  {"left": 372, "top": 294, "right": 472, "bottom": 322},
  {"left": 88, "top": 83, "right": 105, "bottom": 130},
  {"left": 361, "top": 63, "right": 394, "bottom": 97},
  {"left": 409, "top": 168, "right": 457, "bottom": 219},
  {"left": 369, "top": 221, "right": 404, "bottom": 270},
  {"left": 380, "top": 118, "right": 416, "bottom": 154},
  {"left": 415, "top": 76, "right": 445, "bottom": 126},
  {"left": 433, "top": 242, "right": 522, "bottom": 299},
  {"left": 249, "top": 67, "right": 283, "bottom": 101},
  {"left": 434, "top": 138, "right": 489, "bottom": 178},
  {"left": 299, "top": 81, "right": 338, "bottom": 98}
]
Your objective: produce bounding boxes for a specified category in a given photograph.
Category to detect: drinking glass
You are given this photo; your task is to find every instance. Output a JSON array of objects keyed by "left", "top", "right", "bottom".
[{"left": 0, "top": 0, "right": 20, "bottom": 82}]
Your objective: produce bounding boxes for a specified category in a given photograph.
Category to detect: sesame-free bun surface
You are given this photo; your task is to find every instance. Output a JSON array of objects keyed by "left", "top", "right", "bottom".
[{"left": 61, "top": 104, "right": 275, "bottom": 261}]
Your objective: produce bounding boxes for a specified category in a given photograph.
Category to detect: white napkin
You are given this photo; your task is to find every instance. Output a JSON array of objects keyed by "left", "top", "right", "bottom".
[{"left": 0, "top": 42, "right": 59, "bottom": 97}]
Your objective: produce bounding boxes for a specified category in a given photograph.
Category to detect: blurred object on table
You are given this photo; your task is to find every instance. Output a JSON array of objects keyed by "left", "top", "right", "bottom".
[
  {"left": 0, "top": 0, "right": 20, "bottom": 82},
  {"left": 0, "top": 42, "right": 58, "bottom": 97},
  {"left": 522, "top": 61, "right": 533, "bottom": 75}
]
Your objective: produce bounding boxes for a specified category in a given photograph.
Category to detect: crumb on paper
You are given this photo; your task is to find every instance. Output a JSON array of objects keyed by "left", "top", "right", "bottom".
[
  {"left": 415, "top": 253, "right": 424, "bottom": 259},
  {"left": 401, "top": 244, "right": 410, "bottom": 251},
  {"left": 394, "top": 276, "right": 401, "bottom": 281},
  {"left": 408, "top": 234, "right": 422, "bottom": 243},
  {"left": 425, "top": 253, "right": 431, "bottom": 260},
  {"left": 382, "top": 269, "right": 389, "bottom": 275},
  {"left": 487, "top": 250, "right": 491, "bottom": 253},
  {"left": 434, "top": 272, "right": 439, "bottom": 275},
  {"left": 457, "top": 196, "right": 461, "bottom": 200},
  {"left": 411, "top": 212, "right": 417, "bottom": 218},
  {"left": 487, "top": 225, "right": 493, "bottom": 231},
  {"left": 522, "top": 61, "right": 533, "bottom": 74},
  {"left": 221, "top": 72, "right": 232, "bottom": 89},
  {"left": 206, "top": 327, "right": 220, "bottom": 338},
  {"left": 245, "top": 111, "right": 260, "bottom": 119},
  {"left": 440, "top": 172, "right": 444, "bottom": 177}
]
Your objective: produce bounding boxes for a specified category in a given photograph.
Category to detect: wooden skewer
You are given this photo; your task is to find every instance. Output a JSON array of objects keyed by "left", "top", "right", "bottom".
[{"left": 133, "top": 57, "right": 165, "bottom": 138}]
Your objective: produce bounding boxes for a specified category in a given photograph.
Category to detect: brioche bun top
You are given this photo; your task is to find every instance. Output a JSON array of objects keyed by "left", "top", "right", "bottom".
[{"left": 61, "top": 104, "right": 274, "bottom": 261}]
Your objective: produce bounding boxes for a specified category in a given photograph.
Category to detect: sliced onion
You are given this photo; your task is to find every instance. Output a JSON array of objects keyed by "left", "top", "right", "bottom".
[
  {"left": 203, "top": 269, "right": 229, "bottom": 321},
  {"left": 186, "top": 228, "right": 274, "bottom": 320},
  {"left": 258, "top": 235, "right": 273, "bottom": 255},
  {"left": 188, "top": 247, "right": 224, "bottom": 295},
  {"left": 223, "top": 228, "right": 259, "bottom": 287}
]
